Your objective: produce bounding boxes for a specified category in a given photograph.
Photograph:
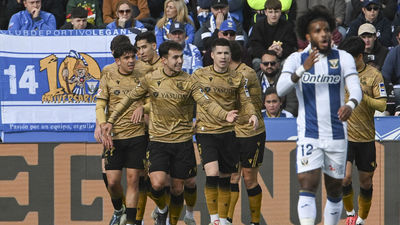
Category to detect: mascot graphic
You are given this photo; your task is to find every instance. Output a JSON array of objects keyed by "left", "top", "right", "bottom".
[{"left": 62, "top": 50, "right": 99, "bottom": 95}]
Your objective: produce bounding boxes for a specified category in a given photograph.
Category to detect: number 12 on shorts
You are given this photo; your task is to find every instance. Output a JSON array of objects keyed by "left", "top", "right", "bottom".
[{"left": 300, "top": 144, "right": 313, "bottom": 156}]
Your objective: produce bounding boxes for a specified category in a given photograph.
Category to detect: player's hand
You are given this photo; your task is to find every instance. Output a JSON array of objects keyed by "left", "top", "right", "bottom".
[
  {"left": 337, "top": 105, "right": 352, "bottom": 121},
  {"left": 100, "top": 123, "right": 114, "bottom": 149},
  {"left": 32, "top": 8, "right": 40, "bottom": 19},
  {"left": 215, "top": 13, "right": 224, "bottom": 29},
  {"left": 248, "top": 115, "right": 259, "bottom": 130},
  {"left": 131, "top": 106, "right": 143, "bottom": 124},
  {"left": 303, "top": 47, "right": 319, "bottom": 71},
  {"left": 226, "top": 110, "right": 238, "bottom": 122},
  {"left": 94, "top": 124, "right": 102, "bottom": 143}
]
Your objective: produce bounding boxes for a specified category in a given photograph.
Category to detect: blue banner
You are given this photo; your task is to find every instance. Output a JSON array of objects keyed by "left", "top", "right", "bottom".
[{"left": 0, "top": 29, "right": 137, "bottom": 138}]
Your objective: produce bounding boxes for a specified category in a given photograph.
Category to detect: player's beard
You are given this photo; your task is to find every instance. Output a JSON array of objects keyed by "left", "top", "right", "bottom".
[{"left": 311, "top": 38, "right": 331, "bottom": 55}]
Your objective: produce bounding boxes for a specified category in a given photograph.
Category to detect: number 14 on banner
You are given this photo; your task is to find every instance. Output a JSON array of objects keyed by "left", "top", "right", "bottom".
[{"left": 4, "top": 64, "right": 39, "bottom": 94}]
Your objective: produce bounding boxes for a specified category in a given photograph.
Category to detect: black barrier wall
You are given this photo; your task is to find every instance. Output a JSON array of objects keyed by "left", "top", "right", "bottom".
[{"left": 0, "top": 142, "right": 397, "bottom": 225}]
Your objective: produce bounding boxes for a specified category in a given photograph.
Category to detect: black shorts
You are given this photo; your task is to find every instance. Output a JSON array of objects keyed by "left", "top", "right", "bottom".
[
  {"left": 347, "top": 141, "right": 377, "bottom": 172},
  {"left": 237, "top": 132, "right": 266, "bottom": 168},
  {"left": 196, "top": 131, "right": 239, "bottom": 174},
  {"left": 105, "top": 135, "right": 148, "bottom": 170},
  {"left": 147, "top": 140, "right": 197, "bottom": 179}
]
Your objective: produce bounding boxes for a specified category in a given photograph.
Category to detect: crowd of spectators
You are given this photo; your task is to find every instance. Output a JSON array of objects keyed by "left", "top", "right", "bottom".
[{"left": 2, "top": 0, "right": 400, "bottom": 115}]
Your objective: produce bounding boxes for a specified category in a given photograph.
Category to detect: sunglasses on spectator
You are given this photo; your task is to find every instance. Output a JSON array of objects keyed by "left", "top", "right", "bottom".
[
  {"left": 266, "top": 100, "right": 279, "bottom": 103},
  {"left": 222, "top": 31, "right": 236, "bottom": 37},
  {"left": 118, "top": 9, "right": 131, "bottom": 14},
  {"left": 365, "top": 5, "right": 379, "bottom": 11},
  {"left": 261, "top": 61, "right": 277, "bottom": 66}
]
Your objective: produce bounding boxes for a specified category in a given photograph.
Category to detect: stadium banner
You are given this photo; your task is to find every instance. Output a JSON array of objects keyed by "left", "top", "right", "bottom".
[{"left": 0, "top": 29, "right": 137, "bottom": 139}]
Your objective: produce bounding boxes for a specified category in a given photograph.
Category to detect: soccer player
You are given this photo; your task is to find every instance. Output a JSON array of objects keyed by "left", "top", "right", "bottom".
[
  {"left": 135, "top": 31, "right": 163, "bottom": 71},
  {"left": 276, "top": 6, "right": 362, "bottom": 225},
  {"left": 102, "top": 40, "right": 238, "bottom": 225},
  {"left": 96, "top": 43, "right": 148, "bottom": 225},
  {"left": 338, "top": 37, "right": 387, "bottom": 225},
  {"left": 227, "top": 40, "right": 266, "bottom": 225},
  {"left": 192, "top": 38, "right": 258, "bottom": 225}
]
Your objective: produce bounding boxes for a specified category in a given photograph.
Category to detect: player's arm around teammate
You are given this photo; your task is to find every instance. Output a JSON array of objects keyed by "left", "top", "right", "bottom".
[{"left": 97, "top": 43, "right": 149, "bottom": 225}]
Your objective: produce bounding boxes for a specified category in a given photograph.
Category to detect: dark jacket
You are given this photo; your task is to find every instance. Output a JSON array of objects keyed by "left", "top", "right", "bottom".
[
  {"left": 347, "top": 12, "right": 393, "bottom": 47},
  {"left": 197, "top": 14, "right": 246, "bottom": 51},
  {"left": 363, "top": 40, "right": 388, "bottom": 70},
  {"left": 60, "top": 22, "right": 96, "bottom": 29},
  {"left": 382, "top": 45, "right": 400, "bottom": 84},
  {"left": 249, "top": 17, "right": 297, "bottom": 59},
  {"left": 256, "top": 70, "right": 298, "bottom": 116}
]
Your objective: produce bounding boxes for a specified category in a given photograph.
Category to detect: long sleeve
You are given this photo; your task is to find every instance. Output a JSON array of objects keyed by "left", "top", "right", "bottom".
[
  {"left": 190, "top": 80, "right": 228, "bottom": 121},
  {"left": 96, "top": 98, "right": 108, "bottom": 124},
  {"left": 107, "top": 78, "right": 148, "bottom": 124}
]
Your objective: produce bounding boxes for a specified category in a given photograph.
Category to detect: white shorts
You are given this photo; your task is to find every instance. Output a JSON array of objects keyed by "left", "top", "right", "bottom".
[{"left": 296, "top": 137, "right": 347, "bottom": 179}]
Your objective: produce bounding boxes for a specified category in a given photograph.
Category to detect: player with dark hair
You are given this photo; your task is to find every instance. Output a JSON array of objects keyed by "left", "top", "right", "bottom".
[
  {"left": 96, "top": 42, "right": 148, "bottom": 225},
  {"left": 102, "top": 40, "right": 238, "bottom": 225},
  {"left": 227, "top": 40, "right": 266, "bottom": 225},
  {"left": 339, "top": 36, "right": 387, "bottom": 225},
  {"left": 192, "top": 38, "right": 258, "bottom": 225},
  {"left": 135, "top": 31, "right": 163, "bottom": 71},
  {"left": 276, "top": 5, "right": 362, "bottom": 225}
]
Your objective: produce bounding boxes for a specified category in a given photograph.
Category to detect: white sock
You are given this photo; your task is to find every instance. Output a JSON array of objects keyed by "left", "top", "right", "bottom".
[
  {"left": 158, "top": 206, "right": 168, "bottom": 214},
  {"left": 346, "top": 209, "right": 355, "bottom": 216},
  {"left": 324, "top": 197, "right": 343, "bottom": 225},
  {"left": 185, "top": 209, "right": 194, "bottom": 218},
  {"left": 220, "top": 218, "right": 227, "bottom": 225},
  {"left": 298, "top": 193, "right": 316, "bottom": 225},
  {"left": 166, "top": 217, "right": 171, "bottom": 225},
  {"left": 356, "top": 217, "right": 365, "bottom": 224},
  {"left": 210, "top": 214, "right": 219, "bottom": 223}
]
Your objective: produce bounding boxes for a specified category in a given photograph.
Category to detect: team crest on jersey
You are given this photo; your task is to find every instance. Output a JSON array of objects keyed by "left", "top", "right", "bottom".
[
  {"left": 153, "top": 92, "right": 159, "bottom": 97},
  {"left": 228, "top": 77, "right": 233, "bottom": 85},
  {"left": 204, "top": 87, "right": 211, "bottom": 92},
  {"left": 157, "top": 80, "right": 161, "bottom": 86},
  {"left": 329, "top": 59, "right": 339, "bottom": 69},
  {"left": 41, "top": 50, "right": 101, "bottom": 103},
  {"left": 301, "top": 157, "right": 309, "bottom": 166},
  {"left": 177, "top": 82, "right": 183, "bottom": 90},
  {"left": 114, "top": 90, "right": 120, "bottom": 95}
]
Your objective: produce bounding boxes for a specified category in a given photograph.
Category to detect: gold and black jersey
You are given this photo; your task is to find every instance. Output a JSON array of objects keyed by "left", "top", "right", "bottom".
[
  {"left": 97, "top": 67, "right": 146, "bottom": 140},
  {"left": 191, "top": 66, "right": 256, "bottom": 134},
  {"left": 145, "top": 57, "right": 163, "bottom": 72},
  {"left": 108, "top": 68, "right": 228, "bottom": 143},
  {"left": 234, "top": 63, "right": 265, "bottom": 137},
  {"left": 347, "top": 64, "right": 387, "bottom": 142}
]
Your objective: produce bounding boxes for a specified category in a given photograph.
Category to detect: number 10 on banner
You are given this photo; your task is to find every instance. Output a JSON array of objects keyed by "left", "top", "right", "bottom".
[{"left": 4, "top": 64, "right": 39, "bottom": 94}]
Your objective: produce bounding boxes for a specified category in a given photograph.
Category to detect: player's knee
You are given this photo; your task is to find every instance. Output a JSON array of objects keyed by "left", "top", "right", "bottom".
[
  {"left": 326, "top": 182, "right": 343, "bottom": 198},
  {"left": 359, "top": 176, "right": 373, "bottom": 190},
  {"left": 184, "top": 177, "right": 196, "bottom": 188},
  {"left": 230, "top": 172, "right": 241, "bottom": 183},
  {"left": 342, "top": 175, "right": 352, "bottom": 186},
  {"left": 171, "top": 185, "right": 184, "bottom": 196},
  {"left": 151, "top": 180, "right": 165, "bottom": 191},
  {"left": 243, "top": 174, "right": 257, "bottom": 189},
  {"left": 107, "top": 180, "right": 121, "bottom": 193}
]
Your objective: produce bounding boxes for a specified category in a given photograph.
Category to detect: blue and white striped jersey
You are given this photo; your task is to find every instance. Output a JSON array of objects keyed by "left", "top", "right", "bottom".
[{"left": 280, "top": 45, "right": 358, "bottom": 140}]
